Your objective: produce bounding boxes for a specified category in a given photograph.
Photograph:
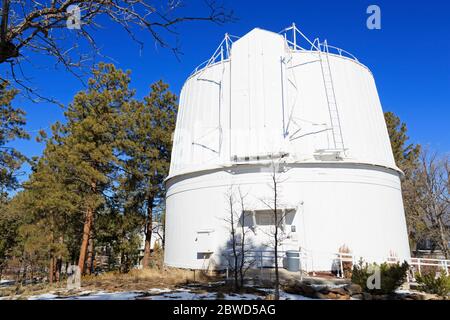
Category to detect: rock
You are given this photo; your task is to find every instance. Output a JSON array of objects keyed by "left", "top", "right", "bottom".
[
  {"left": 411, "top": 292, "right": 440, "bottom": 300},
  {"left": 314, "top": 291, "right": 350, "bottom": 300},
  {"left": 314, "top": 292, "right": 335, "bottom": 299},
  {"left": 329, "top": 287, "right": 348, "bottom": 296},
  {"left": 362, "top": 292, "right": 372, "bottom": 300},
  {"left": 351, "top": 293, "right": 364, "bottom": 300},
  {"left": 298, "top": 283, "right": 317, "bottom": 296},
  {"left": 283, "top": 281, "right": 355, "bottom": 300},
  {"left": 344, "top": 284, "right": 362, "bottom": 295},
  {"left": 283, "top": 281, "right": 309, "bottom": 295},
  {"left": 265, "top": 294, "right": 276, "bottom": 300},
  {"left": 216, "top": 292, "right": 225, "bottom": 299},
  {"left": 318, "top": 287, "right": 329, "bottom": 294}
]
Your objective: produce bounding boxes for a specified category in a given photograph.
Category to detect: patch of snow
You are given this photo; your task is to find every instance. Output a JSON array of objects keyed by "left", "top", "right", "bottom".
[
  {"left": 395, "top": 289, "right": 412, "bottom": 294},
  {"left": 223, "top": 293, "right": 262, "bottom": 300},
  {"left": 250, "top": 287, "right": 313, "bottom": 300},
  {"left": 28, "top": 293, "right": 59, "bottom": 300},
  {"left": 0, "top": 279, "right": 13, "bottom": 285},
  {"left": 148, "top": 288, "right": 172, "bottom": 293},
  {"left": 28, "top": 291, "right": 140, "bottom": 300},
  {"left": 280, "top": 292, "right": 314, "bottom": 300},
  {"left": 70, "top": 291, "right": 140, "bottom": 300},
  {"left": 16, "top": 284, "right": 313, "bottom": 300}
]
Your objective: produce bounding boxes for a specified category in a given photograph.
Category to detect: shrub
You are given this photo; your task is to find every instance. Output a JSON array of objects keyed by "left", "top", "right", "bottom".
[
  {"left": 415, "top": 270, "right": 450, "bottom": 297},
  {"left": 351, "top": 259, "right": 409, "bottom": 295}
]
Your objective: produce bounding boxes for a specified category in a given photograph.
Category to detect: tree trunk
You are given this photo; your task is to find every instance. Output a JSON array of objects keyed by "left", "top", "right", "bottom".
[
  {"left": 274, "top": 217, "right": 280, "bottom": 299},
  {"left": 162, "top": 216, "right": 166, "bottom": 250},
  {"left": 86, "top": 227, "right": 95, "bottom": 275},
  {"left": 229, "top": 197, "right": 239, "bottom": 291},
  {"left": 437, "top": 216, "right": 449, "bottom": 259},
  {"left": 55, "top": 258, "right": 62, "bottom": 282},
  {"left": 273, "top": 175, "right": 280, "bottom": 300},
  {"left": 142, "top": 196, "right": 154, "bottom": 268},
  {"left": 1, "top": 0, "right": 10, "bottom": 43},
  {"left": 49, "top": 257, "right": 54, "bottom": 284},
  {"left": 240, "top": 215, "right": 245, "bottom": 288},
  {"left": 78, "top": 206, "right": 94, "bottom": 275},
  {"left": 55, "top": 236, "right": 64, "bottom": 282},
  {"left": 78, "top": 182, "right": 97, "bottom": 275}
]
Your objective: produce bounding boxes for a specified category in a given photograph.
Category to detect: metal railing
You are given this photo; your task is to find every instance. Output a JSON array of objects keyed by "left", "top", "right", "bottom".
[
  {"left": 280, "top": 23, "right": 359, "bottom": 62},
  {"left": 410, "top": 257, "right": 450, "bottom": 277},
  {"left": 189, "top": 33, "right": 239, "bottom": 77},
  {"left": 189, "top": 23, "right": 360, "bottom": 79},
  {"left": 222, "top": 248, "right": 450, "bottom": 282}
]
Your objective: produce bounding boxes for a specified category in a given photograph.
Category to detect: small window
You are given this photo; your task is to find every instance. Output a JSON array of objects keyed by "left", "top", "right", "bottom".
[
  {"left": 255, "top": 211, "right": 275, "bottom": 226},
  {"left": 244, "top": 209, "right": 296, "bottom": 229}
]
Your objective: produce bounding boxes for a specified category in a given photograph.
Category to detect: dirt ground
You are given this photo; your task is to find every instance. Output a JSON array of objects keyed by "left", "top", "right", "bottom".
[{"left": 0, "top": 267, "right": 269, "bottom": 299}]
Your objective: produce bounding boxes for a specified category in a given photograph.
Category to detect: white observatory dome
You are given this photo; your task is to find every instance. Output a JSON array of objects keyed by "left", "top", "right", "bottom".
[{"left": 164, "top": 25, "right": 411, "bottom": 272}]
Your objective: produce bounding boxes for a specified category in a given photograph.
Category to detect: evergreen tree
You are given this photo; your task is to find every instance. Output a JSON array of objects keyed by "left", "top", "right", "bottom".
[
  {"left": 47, "top": 63, "right": 134, "bottom": 274},
  {"left": 0, "top": 81, "right": 29, "bottom": 196},
  {"left": 119, "top": 80, "right": 177, "bottom": 268},
  {"left": 1, "top": 65, "right": 178, "bottom": 278},
  {"left": 0, "top": 81, "right": 28, "bottom": 279},
  {"left": 384, "top": 111, "right": 422, "bottom": 248},
  {"left": 384, "top": 111, "right": 420, "bottom": 174}
]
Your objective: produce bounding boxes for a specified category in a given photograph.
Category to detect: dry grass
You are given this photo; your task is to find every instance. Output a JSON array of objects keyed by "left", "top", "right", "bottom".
[
  {"left": 0, "top": 281, "right": 66, "bottom": 299},
  {"left": 0, "top": 267, "right": 219, "bottom": 299},
  {"left": 81, "top": 267, "right": 218, "bottom": 292}
]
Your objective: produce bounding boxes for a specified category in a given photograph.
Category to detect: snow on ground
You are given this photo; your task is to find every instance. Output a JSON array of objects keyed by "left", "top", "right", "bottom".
[
  {"left": 0, "top": 280, "right": 14, "bottom": 285},
  {"left": 280, "top": 292, "right": 314, "bottom": 300},
  {"left": 23, "top": 287, "right": 312, "bottom": 300},
  {"left": 28, "top": 291, "right": 141, "bottom": 300}
]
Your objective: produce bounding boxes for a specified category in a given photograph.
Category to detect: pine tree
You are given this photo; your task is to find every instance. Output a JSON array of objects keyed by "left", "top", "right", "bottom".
[
  {"left": 47, "top": 63, "right": 134, "bottom": 274},
  {"left": 384, "top": 111, "right": 420, "bottom": 175},
  {"left": 1, "top": 66, "right": 178, "bottom": 278},
  {"left": 118, "top": 80, "right": 177, "bottom": 268},
  {"left": 0, "top": 80, "right": 28, "bottom": 279},
  {"left": 384, "top": 111, "right": 422, "bottom": 248},
  {"left": 0, "top": 81, "right": 29, "bottom": 196}
]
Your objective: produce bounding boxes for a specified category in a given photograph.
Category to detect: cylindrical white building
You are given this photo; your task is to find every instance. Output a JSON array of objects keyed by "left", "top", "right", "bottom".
[{"left": 164, "top": 26, "right": 411, "bottom": 272}]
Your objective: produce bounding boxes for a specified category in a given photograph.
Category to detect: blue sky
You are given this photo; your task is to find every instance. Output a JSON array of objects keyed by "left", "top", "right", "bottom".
[{"left": 3, "top": 0, "right": 450, "bottom": 180}]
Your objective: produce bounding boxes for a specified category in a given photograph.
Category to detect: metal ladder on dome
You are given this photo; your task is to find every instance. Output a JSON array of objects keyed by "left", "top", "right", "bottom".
[{"left": 318, "top": 40, "right": 345, "bottom": 151}]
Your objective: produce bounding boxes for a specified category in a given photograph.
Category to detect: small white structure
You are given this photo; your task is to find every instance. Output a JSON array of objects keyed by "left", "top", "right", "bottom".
[{"left": 164, "top": 25, "right": 411, "bottom": 271}]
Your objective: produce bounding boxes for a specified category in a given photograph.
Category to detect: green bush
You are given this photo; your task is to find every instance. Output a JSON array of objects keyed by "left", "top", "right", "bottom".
[
  {"left": 416, "top": 271, "right": 450, "bottom": 297},
  {"left": 351, "top": 259, "right": 409, "bottom": 295}
]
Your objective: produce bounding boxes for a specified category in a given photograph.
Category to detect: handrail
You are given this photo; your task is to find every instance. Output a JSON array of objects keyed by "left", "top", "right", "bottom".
[
  {"left": 320, "top": 43, "right": 358, "bottom": 61},
  {"left": 189, "top": 24, "right": 360, "bottom": 78},
  {"left": 221, "top": 248, "right": 450, "bottom": 280},
  {"left": 189, "top": 33, "right": 237, "bottom": 77},
  {"left": 281, "top": 23, "right": 359, "bottom": 62}
]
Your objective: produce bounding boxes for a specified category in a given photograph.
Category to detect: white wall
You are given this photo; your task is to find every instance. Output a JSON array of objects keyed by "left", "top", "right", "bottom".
[
  {"left": 164, "top": 165, "right": 410, "bottom": 271},
  {"left": 165, "top": 28, "right": 410, "bottom": 271}
]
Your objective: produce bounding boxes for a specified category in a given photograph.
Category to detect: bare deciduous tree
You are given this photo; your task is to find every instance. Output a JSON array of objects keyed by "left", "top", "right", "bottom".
[
  {"left": 407, "top": 149, "right": 449, "bottom": 258},
  {"left": 0, "top": 0, "right": 233, "bottom": 100},
  {"left": 224, "top": 185, "right": 254, "bottom": 291},
  {"left": 259, "top": 156, "right": 290, "bottom": 300}
]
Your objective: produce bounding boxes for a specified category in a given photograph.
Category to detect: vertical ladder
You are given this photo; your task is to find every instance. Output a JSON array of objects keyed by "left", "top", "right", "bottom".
[{"left": 318, "top": 40, "right": 345, "bottom": 150}]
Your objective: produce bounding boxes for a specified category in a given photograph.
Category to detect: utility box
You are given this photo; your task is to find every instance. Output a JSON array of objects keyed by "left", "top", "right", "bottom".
[
  {"left": 286, "top": 250, "right": 300, "bottom": 272},
  {"left": 196, "top": 229, "right": 215, "bottom": 253}
]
